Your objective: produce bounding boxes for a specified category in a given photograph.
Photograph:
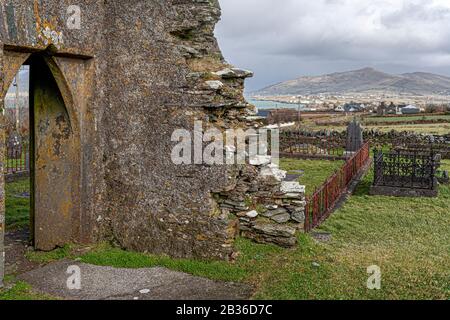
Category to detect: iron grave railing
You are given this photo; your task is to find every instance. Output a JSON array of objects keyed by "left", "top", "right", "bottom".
[{"left": 372, "top": 149, "right": 440, "bottom": 191}]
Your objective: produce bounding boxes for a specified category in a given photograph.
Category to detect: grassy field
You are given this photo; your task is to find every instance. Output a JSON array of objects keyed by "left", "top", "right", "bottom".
[
  {"left": 363, "top": 114, "right": 450, "bottom": 123},
  {"left": 2, "top": 161, "right": 449, "bottom": 300},
  {"left": 0, "top": 276, "right": 55, "bottom": 301},
  {"left": 302, "top": 113, "right": 450, "bottom": 135},
  {"left": 5, "top": 178, "right": 30, "bottom": 230},
  {"left": 280, "top": 159, "right": 344, "bottom": 196},
  {"left": 310, "top": 123, "right": 450, "bottom": 135}
]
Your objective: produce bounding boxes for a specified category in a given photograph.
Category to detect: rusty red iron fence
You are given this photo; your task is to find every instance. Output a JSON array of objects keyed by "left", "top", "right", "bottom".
[
  {"left": 5, "top": 141, "right": 30, "bottom": 174},
  {"left": 304, "top": 142, "right": 371, "bottom": 232}
]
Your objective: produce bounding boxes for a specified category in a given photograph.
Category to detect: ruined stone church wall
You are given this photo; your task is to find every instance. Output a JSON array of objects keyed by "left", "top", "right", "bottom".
[
  {"left": 95, "top": 0, "right": 259, "bottom": 259},
  {"left": 0, "top": 0, "right": 255, "bottom": 260},
  {"left": 0, "top": 0, "right": 305, "bottom": 262}
]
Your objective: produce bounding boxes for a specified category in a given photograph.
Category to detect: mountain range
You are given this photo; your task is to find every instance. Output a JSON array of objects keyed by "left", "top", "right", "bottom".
[{"left": 253, "top": 68, "right": 450, "bottom": 96}]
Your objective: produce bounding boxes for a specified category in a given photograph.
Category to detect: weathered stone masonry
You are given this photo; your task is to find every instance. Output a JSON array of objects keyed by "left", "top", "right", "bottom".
[{"left": 0, "top": 0, "right": 305, "bottom": 283}]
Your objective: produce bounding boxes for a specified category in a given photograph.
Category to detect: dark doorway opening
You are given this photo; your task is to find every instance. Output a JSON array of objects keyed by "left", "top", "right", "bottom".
[{"left": 5, "top": 53, "right": 78, "bottom": 259}]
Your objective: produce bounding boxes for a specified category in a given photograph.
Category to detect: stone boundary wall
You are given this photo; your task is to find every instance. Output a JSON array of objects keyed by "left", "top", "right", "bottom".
[{"left": 282, "top": 128, "right": 449, "bottom": 144}]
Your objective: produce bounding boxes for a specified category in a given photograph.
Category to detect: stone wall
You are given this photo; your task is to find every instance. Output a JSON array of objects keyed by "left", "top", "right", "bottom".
[
  {"left": 0, "top": 117, "right": 4, "bottom": 288},
  {"left": 214, "top": 157, "right": 306, "bottom": 248},
  {"left": 0, "top": 119, "right": 6, "bottom": 288},
  {"left": 97, "top": 0, "right": 256, "bottom": 259},
  {"left": 0, "top": 0, "right": 303, "bottom": 266}
]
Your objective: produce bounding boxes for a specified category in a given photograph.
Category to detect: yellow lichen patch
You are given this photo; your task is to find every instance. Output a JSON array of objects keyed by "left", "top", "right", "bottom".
[
  {"left": 187, "top": 56, "right": 229, "bottom": 73},
  {"left": 59, "top": 198, "right": 73, "bottom": 219},
  {"left": 34, "top": 0, "right": 64, "bottom": 49},
  {"left": 196, "top": 234, "right": 208, "bottom": 241}
]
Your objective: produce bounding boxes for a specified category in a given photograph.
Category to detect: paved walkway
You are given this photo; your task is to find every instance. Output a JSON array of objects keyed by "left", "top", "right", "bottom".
[{"left": 18, "top": 260, "right": 253, "bottom": 300}]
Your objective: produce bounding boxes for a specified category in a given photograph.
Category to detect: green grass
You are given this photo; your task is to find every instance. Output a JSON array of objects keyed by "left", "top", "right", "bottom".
[
  {"left": 5, "top": 177, "right": 30, "bottom": 230},
  {"left": 0, "top": 276, "right": 55, "bottom": 300},
  {"left": 280, "top": 159, "right": 345, "bottom": 195},
  {"left": 25, "top": 245, "right": 73, "bottom": 264},
  {"left": 364, "top": 123, "right": 450, "bottom": 135},
  {"left": 364, "top": 114, "right": 450, "bottom": 123},
  {"left": 80, "top": 239, "right": 283, "bottom": 283},
  {"left": 253, "top": 160, "right": 450, "bottom": 299},
  {"left": 311, "top": 123, "right": 450, "bottom": 135},
  {"left": 6, "top": 157, "right": 26, "bottom": 169}
]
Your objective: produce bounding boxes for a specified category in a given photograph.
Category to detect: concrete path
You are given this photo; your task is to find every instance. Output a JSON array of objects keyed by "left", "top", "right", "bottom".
[{"left": 18, "top": 260, "right": 253, "bottom": 300}]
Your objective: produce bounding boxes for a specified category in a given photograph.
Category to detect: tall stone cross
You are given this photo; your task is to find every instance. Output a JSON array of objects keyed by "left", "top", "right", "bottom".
[{"left": 346, "top": 118, "right": 364, "bottom": 152}]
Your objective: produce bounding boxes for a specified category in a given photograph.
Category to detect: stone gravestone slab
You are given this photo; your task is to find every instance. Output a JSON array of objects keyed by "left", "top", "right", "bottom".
[
  {"left": 6, "top": 132, "right": 22, "bottom": 160},
  {"left": 346, "top": 119, "right": 364, "bottom": 153}
]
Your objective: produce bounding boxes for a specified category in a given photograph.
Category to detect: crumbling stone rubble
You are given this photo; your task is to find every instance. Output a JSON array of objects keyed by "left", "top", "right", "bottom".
[{"left": 214, "top": 159, "right": 306, "bottom": 247}]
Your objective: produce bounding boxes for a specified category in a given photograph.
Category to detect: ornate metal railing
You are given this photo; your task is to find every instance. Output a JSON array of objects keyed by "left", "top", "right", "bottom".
[
  {"left": 372, "top": 149, "right": 440, "bottom": 190},
  {"left": 5, "top": 140, "right": 30, "bottom": 175}
]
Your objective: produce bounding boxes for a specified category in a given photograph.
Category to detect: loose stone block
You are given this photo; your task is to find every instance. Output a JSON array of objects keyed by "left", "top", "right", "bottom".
[
  {"left": 261, "top": 208, "right": 288, "bottom": 218},
  {"left": 249, "top": 155, "right": 272, "bottom": 166},
  {"left": 246, "top": 210, "right": 258, "bottom": 218},
  {"left": 271, "top": 213, "right": 291, "bottom": 224},
  {"left": 205, "top": 80, "right": 224, "bottom": 90},
  {"left": 291, "top": 211, "right": 306, "bottom": 223},
  {"left": 252, "top": 222, "right": 297, "bottom": 238},
  {"left": 281, "top": 181, "right": 306, "bottom": 194}
]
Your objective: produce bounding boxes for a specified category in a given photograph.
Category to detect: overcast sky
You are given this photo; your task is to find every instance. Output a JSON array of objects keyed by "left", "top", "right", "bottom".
[{"left": 215, "top": 0, "right": 450, "bottom": 92}]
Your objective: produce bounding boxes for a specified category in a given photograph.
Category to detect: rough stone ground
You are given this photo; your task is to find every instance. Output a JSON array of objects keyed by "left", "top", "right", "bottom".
[
  {"left": 4, "top": 229, "right": 41, "bottom": 275},
  {"left": 18, "top": 261, "right": 253, "bottom": 300}
]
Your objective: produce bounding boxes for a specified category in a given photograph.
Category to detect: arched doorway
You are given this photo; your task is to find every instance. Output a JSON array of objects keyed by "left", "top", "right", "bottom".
[
  {"left": 27, "top": 54, "right": 81, "bottom": 251},
  {"left": 2, "top": 52, "right": 81, "bottom": 252}
]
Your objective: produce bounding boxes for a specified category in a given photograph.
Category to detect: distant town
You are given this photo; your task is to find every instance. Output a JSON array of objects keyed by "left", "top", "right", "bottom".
[{"left": 252, "top": 93, "right": 450, "bottom": 116}]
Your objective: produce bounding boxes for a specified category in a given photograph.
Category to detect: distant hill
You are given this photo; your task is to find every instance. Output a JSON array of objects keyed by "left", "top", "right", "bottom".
[{"left": 254, "top": 68, "right": 450, "bottom": 96}]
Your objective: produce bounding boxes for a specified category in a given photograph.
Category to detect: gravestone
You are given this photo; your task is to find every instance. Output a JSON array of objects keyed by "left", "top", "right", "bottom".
[
  {"left": 346, "top": 119, "right": 364, "bottom": 153},
  {"left": 6, "top": 132, "right": 22, "bottom": 159}
]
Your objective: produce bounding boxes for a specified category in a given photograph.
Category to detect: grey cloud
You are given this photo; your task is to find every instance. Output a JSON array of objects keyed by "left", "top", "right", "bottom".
[{"left": 215, "top": 0, "right": 450, "bottom": 92}]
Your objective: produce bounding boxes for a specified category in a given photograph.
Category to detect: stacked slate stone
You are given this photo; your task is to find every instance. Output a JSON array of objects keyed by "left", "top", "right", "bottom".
[{"left": 214, "top": 155, "right": 306, "bottom": 248}]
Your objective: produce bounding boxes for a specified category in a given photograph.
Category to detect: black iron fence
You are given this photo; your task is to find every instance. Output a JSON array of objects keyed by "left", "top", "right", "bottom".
[{"left": 5, "top": 140, "right": 30, "bottom": 175}]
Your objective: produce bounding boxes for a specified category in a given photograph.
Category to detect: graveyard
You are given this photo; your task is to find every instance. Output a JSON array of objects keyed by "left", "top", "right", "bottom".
[
  {"left": 1, "top": 117, "right": 449, "bottom": 299},
  {"left": 1, "top": 157, "right": 449, "bottom": 300},
  {"left": 0, "top": 0, "right": 449, "bottom": 301}
]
